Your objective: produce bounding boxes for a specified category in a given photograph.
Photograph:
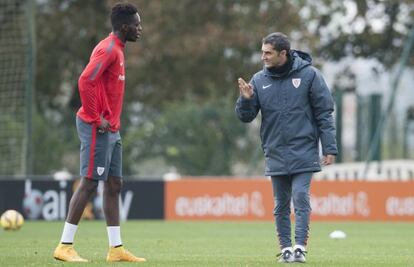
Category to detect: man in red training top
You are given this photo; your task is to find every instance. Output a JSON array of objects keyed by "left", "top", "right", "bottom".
[{"left": 53, "top": 3, "right": 145, "bottom": 263}]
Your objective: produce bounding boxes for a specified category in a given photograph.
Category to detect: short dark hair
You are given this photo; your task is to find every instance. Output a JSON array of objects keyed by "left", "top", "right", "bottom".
[
  {"left": 262, "top": 32, "right": 290, "bottom": 53},
  {"left": 111, "top": 2, "right": 138, "bottom": 31}
]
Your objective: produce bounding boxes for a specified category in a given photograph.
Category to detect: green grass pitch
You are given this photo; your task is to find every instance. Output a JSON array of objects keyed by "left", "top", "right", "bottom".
[{"left": 0, "top": 220, "right": 413, "bottom": 266}]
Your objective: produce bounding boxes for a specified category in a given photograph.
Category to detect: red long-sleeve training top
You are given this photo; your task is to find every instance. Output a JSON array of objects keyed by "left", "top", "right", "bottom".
[{"left": 77, "top": 33, "right": 126, "bottom": 132}]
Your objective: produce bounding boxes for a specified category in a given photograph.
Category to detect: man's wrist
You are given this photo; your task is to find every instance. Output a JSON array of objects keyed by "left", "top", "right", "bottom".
[{"left": 241, "top": 93, "right": 254, "bottom": 100}]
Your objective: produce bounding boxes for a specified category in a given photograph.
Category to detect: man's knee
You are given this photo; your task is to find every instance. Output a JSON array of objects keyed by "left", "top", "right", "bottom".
[
  {"left": 293, "top": 191, "right": 310, "bottom": 209},
  {"left": 274, "top": 199, "right": 291, "bottom": 216},
  {"left": 105, "top": 177, "right": 122, "bottom": 195},
  {"left": 79, "top": 177, "right": 98, "bottom": 194}
]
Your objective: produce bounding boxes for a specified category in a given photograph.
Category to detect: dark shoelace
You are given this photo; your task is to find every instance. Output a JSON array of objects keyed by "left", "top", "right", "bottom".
[
  {"left": 294, "top": 249, "right": 307, "bottom": 257},
  {"left": 277, "top": 250, "right": 293, "bottom": 260}
]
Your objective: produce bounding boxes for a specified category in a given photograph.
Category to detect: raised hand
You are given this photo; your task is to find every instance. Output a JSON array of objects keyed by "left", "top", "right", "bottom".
[{"left": 238, "top": 77, "right": 254, "bottom": 99}]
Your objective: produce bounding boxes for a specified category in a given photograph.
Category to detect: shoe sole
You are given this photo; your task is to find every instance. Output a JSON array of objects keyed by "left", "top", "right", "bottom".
[
  {"left": 278, "top": 259, "right": 294, "bottom": 263},
  {"left": 54, "top": 256, "right": 88, "bottom": 262},
  {"left": 294, "top": 259, "right": 306, "bottom": 263}
]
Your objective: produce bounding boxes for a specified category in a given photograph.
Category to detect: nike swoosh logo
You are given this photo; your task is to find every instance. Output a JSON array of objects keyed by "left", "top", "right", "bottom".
[{"left": 262, "top": 84, "right": 271, "bottom": 89}]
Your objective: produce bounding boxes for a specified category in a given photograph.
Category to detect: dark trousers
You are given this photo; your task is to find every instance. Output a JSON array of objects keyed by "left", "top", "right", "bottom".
[{"left": 271, "top": 172, "right": 312, "bottom": 249}]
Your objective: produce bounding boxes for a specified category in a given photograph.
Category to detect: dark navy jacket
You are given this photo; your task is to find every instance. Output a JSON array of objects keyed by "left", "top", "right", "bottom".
[{"left": 236, "top": 50, "right": 337, "bottom": 176}]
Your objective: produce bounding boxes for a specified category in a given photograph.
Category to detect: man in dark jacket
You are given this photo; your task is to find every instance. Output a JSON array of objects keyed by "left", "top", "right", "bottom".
[{"left": 236, "top": 32, "right": 337, "bottom": 263}]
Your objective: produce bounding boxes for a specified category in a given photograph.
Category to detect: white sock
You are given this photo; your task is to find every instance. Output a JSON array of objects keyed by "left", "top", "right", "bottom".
[
  {"left": 294, "top": 244, "right": 306, "bottom": 251},
  {"left": 60, "top": 222, "right": 78, "bottom": 244},
  {"left": 107, "top": 226, "right": 122, "bottom": 247}
]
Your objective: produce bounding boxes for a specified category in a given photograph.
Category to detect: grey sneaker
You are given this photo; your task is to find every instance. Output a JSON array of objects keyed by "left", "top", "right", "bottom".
[
  {"left": 294, "top": 247, "right": 307, "bottom": 263},
  {"left": 277, "top": 248, "right": 294, "bottom": 263}
]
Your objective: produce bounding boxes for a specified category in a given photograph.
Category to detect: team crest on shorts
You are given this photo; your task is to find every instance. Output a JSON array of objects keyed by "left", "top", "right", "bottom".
[
  {"left": 292, "top": 78, "right": 301, "bottom": 88},
  {"left": 97, "top": 167, "right": 105, "bottom": 176}
]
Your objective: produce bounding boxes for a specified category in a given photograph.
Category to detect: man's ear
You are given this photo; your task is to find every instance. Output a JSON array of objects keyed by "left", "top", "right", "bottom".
[{"left": 120, "top": 24, "right": 128, "bottom": 33}]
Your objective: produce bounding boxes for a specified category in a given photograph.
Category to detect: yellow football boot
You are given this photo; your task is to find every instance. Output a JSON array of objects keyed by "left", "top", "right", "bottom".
[
  {"left": 53, "top": 243, "right": 88, "bottom": 262},
  {"left": 106, "top": 246, "right": 146, "bottom": 262}
]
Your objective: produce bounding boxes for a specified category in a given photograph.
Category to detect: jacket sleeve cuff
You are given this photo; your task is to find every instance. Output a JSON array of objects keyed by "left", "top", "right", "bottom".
[{"left": 239, "top": 94, "right": 255, "bottom": 106}]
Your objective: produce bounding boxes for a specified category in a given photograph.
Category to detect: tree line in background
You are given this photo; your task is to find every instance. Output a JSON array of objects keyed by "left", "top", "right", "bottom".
[{"left": 33, "top": 0, "right": 413, "bottom": 176}]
